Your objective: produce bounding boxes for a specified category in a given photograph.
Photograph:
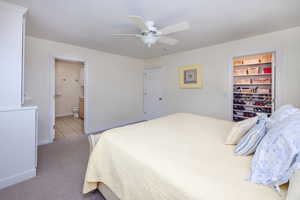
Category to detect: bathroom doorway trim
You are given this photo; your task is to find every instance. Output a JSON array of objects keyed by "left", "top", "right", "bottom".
[{"left": 49, "top": 55, "right": 88, "bottom": 143}]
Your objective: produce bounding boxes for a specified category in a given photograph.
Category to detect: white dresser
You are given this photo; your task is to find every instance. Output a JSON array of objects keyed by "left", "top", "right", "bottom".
[
  {"left": 0, "top": 106, "right": 38, "bottom": 189},
  {"left": 0, "top": 2, "right": 38, "bottom": 190}
]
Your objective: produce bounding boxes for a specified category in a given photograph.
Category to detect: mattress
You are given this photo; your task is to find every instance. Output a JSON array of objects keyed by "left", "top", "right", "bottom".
[{"left": 84, "top": 113, "right": 286, "bottom": 200}]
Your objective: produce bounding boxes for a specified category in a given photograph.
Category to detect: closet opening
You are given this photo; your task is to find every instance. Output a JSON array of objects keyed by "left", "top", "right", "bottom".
[{"left": 231, "top": 52, "right": 276, "bottom": 122}]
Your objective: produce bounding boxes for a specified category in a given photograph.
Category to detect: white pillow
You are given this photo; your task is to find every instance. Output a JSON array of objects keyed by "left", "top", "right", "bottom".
[
  {"left": 225, "top": 116, "right": 258, "bottom": 145},
  {"left": 286, "top": 170, "right": 300, "bottom": 200}
]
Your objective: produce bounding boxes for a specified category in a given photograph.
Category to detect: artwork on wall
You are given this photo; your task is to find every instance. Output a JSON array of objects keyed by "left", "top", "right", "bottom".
[{"left": 179, "top": 64, "right": 203, "bottom": 88}]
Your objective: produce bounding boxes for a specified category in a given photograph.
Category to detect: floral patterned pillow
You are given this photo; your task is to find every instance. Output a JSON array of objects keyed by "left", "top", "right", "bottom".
[
  {"left": 248, "top": 112, "right": 300, "bottom": 191},
  {"left": 267, "top": 104, "right": 299, "bottom": 129}
]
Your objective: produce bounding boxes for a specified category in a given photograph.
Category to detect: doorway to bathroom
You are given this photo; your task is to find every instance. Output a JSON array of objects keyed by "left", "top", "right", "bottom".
[{"left": 53, "top": 58, "right": 85, "bottom": 141}]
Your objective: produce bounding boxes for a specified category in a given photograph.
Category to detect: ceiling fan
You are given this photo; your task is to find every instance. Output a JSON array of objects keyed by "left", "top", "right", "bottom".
[{"left": 112, "top": 16, "right": 190, "bottom": 47}]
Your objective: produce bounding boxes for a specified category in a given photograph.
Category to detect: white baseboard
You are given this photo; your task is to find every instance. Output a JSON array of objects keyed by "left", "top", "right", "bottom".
[
  {"left": 38, "top": 139, "right": 53, "bottom": 146},
  {"left": 0, "top": 168, "right": 36, "bottom": 190},
  {"left": 55, "top": 113, "right": 73, "bottom": 118}
]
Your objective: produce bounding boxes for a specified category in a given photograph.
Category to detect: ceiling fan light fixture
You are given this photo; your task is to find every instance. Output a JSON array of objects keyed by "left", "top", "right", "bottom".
[
  {"left": 145, "top": 21, "right": 156, "bottom": 31},
  {"left": 113, "top": 15, "right": 190, "bottom": 47},
  {"left": 141, "top": 34, "right": 159, "bottom": 47}
]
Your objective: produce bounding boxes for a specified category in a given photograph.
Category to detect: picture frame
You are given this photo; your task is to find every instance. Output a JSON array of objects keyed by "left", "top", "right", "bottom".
[{"left": 179, "top": 64, "right": 203, "bottom": 88}]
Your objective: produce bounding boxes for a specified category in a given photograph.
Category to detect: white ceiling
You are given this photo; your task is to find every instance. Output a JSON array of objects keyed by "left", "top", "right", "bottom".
[{"left": 4, "top": 0, "right": 300, "bottom": 59}]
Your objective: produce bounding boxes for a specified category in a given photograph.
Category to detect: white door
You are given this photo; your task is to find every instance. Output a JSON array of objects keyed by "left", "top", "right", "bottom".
[{"left": 144, "top": 68, "right": 164, "bottom": 120}]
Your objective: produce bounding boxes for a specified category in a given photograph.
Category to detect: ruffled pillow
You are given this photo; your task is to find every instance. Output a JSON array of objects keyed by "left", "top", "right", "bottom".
[
  {"left": 248, "top": 112, "right": 300, "bottom": 189},
  {"left": 267, "top": 104, "right": 299, "bottom": 129}
]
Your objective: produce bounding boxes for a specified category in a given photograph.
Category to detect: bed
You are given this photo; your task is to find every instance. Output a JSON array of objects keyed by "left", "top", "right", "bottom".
[{"left": 83, "top": 113, "right": 287, "bottom": 200}]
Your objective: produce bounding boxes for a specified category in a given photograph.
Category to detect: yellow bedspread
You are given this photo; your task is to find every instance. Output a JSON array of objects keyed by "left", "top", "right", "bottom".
[{"left": 83, "top": 113, "right": 284, "bottom": 200}]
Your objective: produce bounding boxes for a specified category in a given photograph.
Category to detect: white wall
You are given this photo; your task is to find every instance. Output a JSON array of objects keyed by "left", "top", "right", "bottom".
[
  {"left": 144, "top": 27, "right": 300, "bottom": 120},
  {"left": 55, "top": 60, "right": 83, "bottom": 117},
  {"left": 25, "top": 36, "right": 144, "bottom": 145},
  {"left": 25, "top": 26, "right": 300, "bottom": 144},
  {"left": 0, "top": 2, "right": 26, "bottom": 107}
]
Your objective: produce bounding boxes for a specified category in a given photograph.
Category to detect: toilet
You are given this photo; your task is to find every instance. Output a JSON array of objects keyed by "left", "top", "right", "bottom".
[{"left": 72, "top": 106, "right": 80, "bottom": 118}]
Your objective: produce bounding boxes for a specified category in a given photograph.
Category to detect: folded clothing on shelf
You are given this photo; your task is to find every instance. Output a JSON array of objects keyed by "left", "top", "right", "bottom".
[
  {"left": 240, "top": 88, "right": 254, "bottom": 93},
  {"left": 244, "top": 55, "right": 260, "bottom": 65},
  {"left": 263, "top": 67, "right": 272, "bottom": 74},
  {"left": 257, "top": 88, "right": 271, "bottom": 94},
  {"left": 252, "top": 77, "right": 271, "bottom": 84},
  {"left": 235, "top": 78, "right": 251, "bottom": 84},
  {"left": 260, "top": 54, "right": 272, "bottom": 63},
  {"left": 233, "top": 57, "right": 244, "bottom": 66},
  {"left": 247, "top": 67, "right": 259, "bottom": 75},
  {"left": 234, "top": 68, "right": 247, "bottom": 76}
]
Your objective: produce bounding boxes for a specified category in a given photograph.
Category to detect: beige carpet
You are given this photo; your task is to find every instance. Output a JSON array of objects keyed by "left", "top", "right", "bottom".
[{"left": 0, "top": 135, "right": 105, "bottom": 200}]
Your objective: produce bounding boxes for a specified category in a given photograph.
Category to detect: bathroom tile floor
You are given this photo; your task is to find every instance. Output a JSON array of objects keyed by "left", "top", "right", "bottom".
[{"left": 55, "top": 116, "right": 84, "bottom": 140}]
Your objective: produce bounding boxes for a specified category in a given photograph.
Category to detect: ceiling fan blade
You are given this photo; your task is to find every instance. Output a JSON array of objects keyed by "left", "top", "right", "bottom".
[
  {"left": 112, "top": 34, "right": 141, "bottom": 38},
  {"left": 158, "top": 36, "right": 178, "bottom": 45},
  {"left": 159, "top": 22, "right": 190, "bottom": 35},
  {"left": 128, "top": 15, "right": 149, "bottom": 31}
]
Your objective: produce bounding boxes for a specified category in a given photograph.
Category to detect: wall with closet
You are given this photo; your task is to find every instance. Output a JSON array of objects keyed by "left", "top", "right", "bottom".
[{"left": 144, "top": 26, "right": 300, "bottom": 120}]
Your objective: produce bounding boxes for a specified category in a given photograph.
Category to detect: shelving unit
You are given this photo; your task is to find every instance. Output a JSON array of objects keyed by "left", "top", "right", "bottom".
[{"left": 232, "top": 53, "right": 275, "bottom": 122}]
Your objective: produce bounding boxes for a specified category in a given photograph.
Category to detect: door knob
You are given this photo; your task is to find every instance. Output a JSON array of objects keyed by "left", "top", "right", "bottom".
[{"left": 159, "top": 97, "right": 163, "bottom": 101}]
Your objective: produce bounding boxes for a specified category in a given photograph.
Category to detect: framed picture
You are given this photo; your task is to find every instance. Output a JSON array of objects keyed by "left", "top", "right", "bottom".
[{"left": 179, "top": 64, "right": 203, "bottom": 88}]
